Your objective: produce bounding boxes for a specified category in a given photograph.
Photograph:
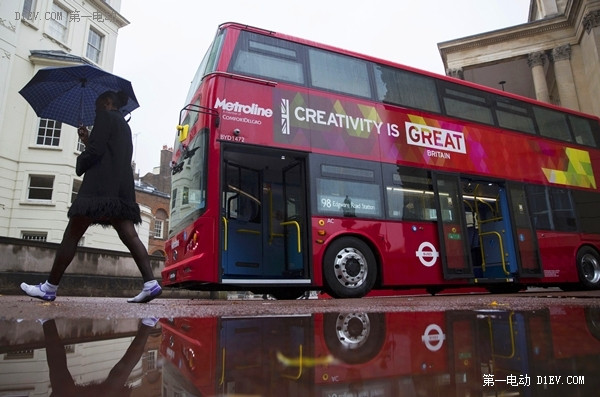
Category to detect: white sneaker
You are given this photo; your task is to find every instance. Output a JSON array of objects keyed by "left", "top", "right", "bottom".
[
  {"left": 128, "top": 283, "right": 162, "bottom": 303},
  {"left": 21, "top": 283, "right": 56, "bottom": 302},
  {"left": 141, "top": 317, "right": 159, "bottom": 327}
]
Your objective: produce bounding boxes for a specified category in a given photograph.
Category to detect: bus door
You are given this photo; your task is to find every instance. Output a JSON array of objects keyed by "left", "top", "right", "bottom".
[
  {"left": 222, "top": 161, "right": 263, "bottom": 276},
  {"left": 281, "top": 162, "right": 307, "bottom": 277},
  {"left": 506, "top": 183, "right": 542, "bottom": 277},
  {"left": 433, "top": 173, "right": 473, "bottom": 279},
  {"left": 221, "top": 145, "right": 309, "bottom": 281},
  {"left": 461, "top": 179, "right": 530, "bottom": 280}
]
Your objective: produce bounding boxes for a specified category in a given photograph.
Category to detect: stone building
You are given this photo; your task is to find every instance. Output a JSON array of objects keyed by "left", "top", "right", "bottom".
[{"left": 438, "top": 0, "right": 600, "bottom": 118}]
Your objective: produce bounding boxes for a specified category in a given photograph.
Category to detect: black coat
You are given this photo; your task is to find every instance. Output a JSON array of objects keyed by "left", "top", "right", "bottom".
[{"left": 67, "top": 109, "right": 141, "bottom": 225}]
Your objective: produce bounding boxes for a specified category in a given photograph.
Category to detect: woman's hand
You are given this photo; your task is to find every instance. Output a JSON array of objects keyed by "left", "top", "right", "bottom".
[{"left": 77, "top": 126, "right": 90, "bottom": 146}]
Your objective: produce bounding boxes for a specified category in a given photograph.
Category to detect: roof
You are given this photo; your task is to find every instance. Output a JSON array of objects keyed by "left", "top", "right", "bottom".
[
  {"left": 29, "top": 50, "right": 93, "bottom": 65},
  {"left": 134, "top": 179, "right": 170, "bottom": 198}
]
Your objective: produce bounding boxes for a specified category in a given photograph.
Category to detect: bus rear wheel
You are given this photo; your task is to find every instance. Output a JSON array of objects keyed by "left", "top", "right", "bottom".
[
  {"left": 323, "top": 237, "right": 377, "bottom": 298},
  {"left": 576, "top": 246, "right": 600, "bottom": 289}
]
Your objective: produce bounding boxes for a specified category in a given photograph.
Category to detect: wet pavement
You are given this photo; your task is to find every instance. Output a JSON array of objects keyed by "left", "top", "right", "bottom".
[{"left": 1, "top": 290, "right": 600, "bottom": 396}]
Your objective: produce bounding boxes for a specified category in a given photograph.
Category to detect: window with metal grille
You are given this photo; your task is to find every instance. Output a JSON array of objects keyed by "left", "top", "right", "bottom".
[
  {"left": 37, "top": 118, "right": 62, "bottom": 147},
  {"left": 22, "top": 232, "right": 47, "bottom": 242},
  {"left": 4, "top": 349, "right": 34, "bottom": 359}
]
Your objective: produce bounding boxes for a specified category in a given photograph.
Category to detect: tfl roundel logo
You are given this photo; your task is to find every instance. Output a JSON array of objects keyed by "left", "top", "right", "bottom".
[{"left": 416, "top": 242, "right": 440, "bottom": 267}]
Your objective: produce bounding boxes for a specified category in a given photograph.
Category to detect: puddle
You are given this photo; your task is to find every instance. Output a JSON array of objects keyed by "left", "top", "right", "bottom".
[{"left": 1, "top": 307, "right": 600, "bottom": 396}]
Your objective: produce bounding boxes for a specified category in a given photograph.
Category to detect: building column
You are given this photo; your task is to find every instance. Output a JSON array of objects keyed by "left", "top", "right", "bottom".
[
  {"left": 583, "top": 10, "right": 600, "bottom": 33},
  {"left": 551, "top": 44, "right": 580, "bottom": 111},
  {"left": 527, "top": 51, "right": 550, "bottom": 103}
]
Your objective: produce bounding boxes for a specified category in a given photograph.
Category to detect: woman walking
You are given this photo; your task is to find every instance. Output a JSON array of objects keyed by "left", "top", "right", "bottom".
[{"left": 21, "top": 90, "right": 161, "bottom": 303}]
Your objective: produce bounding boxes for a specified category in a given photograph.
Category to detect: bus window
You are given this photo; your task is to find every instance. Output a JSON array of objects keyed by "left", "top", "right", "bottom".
[
  {"left": 569, "top": 114, "right": 599, "bottom": 147},
  {"left": 494, "top": 99, "right": 536, "bottom": 135},
  {"left": 572, "top": 190, "right": 600, "bottom": 233},
  {"left": 230, "top": 31, "right": 305, "bottom": 85},
  {"left": 315, "top": 162, "right": 381, "bottom": 218},
  {"left": 316, "top": 179, "right": 380, "bottom": 218},
  {"left": 224, "top": 163, "right": 261, "bottom": 223},
  {"left": 526, "top": 185, "right": 577, "bottom": 231},
  {"left": 374, "top": 65, "right": 441, "bottom": 114},
  {"left": 385, "top": 166, "right": 436, "bottom": 221},
  {"left": 533, "top": 106, "right": 573, "bottom": 142},
  {"left": 308, "top": 48, "right": 371, "bottom": 98},
  {"left": 184, "top": 29, "right": 225, "bottom": 104},
  {"left": 550, "top": 188, "right": 577, "bottom": 232},
  {"left": 526, "top": 185, "right": 553, "bottom": 230},
  {"left": 441, "top": 85, "right": 494, "bottom": 125}
]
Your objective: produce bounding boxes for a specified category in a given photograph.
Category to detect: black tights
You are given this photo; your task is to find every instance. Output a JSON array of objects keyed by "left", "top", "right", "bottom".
[{"left": 48, "top": 216, "right": 154, "bottom": 285}]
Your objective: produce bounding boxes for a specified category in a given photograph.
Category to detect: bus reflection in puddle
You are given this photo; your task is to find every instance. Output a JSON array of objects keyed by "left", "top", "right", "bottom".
[{"left": 2, "top": 308, "right": 600, "bottom": 396}]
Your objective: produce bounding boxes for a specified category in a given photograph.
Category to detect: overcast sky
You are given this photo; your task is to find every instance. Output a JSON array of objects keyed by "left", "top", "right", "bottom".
[{"left": 113, "top": 0, "right": 531, "bottom": 176}]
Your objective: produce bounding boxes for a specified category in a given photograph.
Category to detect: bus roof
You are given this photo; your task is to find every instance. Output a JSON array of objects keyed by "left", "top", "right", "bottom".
[{"left": 217, "top": 22, "right": 599, "bottom": 121}]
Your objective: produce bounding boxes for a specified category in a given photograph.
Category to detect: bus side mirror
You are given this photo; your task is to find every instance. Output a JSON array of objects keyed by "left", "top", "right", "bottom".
[{"left": 177, "top": 124, "right": 189, "bottom": 142}]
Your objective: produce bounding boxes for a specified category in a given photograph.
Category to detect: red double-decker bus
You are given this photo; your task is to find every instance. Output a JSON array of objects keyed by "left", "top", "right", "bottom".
[{"left": 163, "top": 22, "right": 600, "bottom": 298}]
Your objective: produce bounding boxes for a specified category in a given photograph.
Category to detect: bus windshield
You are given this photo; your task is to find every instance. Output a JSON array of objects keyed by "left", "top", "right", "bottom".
[{"left": 169, "top": 111, "right": 208, "bottom": 237}]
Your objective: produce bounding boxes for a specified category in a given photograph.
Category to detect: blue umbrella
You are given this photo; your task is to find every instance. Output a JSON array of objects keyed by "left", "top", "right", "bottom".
[{"left": 19, "top": 64, "right": 140, "bottom": 128}]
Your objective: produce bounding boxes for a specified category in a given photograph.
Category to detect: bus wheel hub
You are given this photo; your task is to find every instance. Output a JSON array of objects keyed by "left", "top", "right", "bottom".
[
  {"left": 582, "top": 253, "right": 600, "bottom": 284},
  {"left": 334, "top": 248, "right": 367, "bottom": 288},
  {"left": 334, "top": 313, "right": 370, "bottom": 349}
]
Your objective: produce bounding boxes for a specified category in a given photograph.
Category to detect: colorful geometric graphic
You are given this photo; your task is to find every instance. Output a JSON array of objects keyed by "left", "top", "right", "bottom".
[{"left": 542, "top": 147, "right": 596, "bottom": 189}]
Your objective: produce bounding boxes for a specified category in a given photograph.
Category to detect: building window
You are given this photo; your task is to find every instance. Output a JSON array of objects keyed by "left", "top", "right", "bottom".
[
  {"left": 144, "top": 350, "right": 158, "bottom": 370},
  {"left": 28, "top": 175, "right": 54, "bottom": 201},
  {"left": 86, "top": 28, "right": 103, "bottom": 63},
  {"left": 37, "top": 118, "right": 62, "bottom": 147},
  {"left": 71, "top": 179, "right": 82, "bottom": 203},
  {"left": 77, "top": 136, "right": 86, "bottom": 152},
  {"left": 22, "top": 0, "right": 37, "bottom": 16},
  {"left": 4, "top": 349, "right": 34, "bottom": 359},
  {"left": 153, "top": 220, "right": 163, "bottom": 239},
  {"left": 22, "top": 232, "right": 48, "bottom": 242},
  {"left": 47, "top": 2, "right": 69, "bottom": 43}
]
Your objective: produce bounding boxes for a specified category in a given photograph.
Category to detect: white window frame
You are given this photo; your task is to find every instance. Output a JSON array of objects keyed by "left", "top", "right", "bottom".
[
  {"left": 36, "top": 118, "right": 62, "bottom": 147},
  {"left": 71, "top": 179, "right": 82, "bottom": 204},
  {"left": 86, "top": 28, "right": 103, "bottom": 64},
  {"left": 47, "top": 2, "right": 69, "bottom": 43},
  {"left": 153, "top": 219, "right": 163, "bottom": 239},
  {"left": 22, "top": 0, "right": 37, "bottom": 16},
  {"left": 27, "top": 174, "right": 55, "bottom": 202}
]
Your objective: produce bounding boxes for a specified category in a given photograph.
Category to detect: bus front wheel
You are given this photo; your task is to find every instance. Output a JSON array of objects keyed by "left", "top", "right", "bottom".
[
  {"left": 323, "top": 312, "right": 385, "bottom": 364},
  {"left": 576, "top": 246, "right": 600, "bottom": 289},
  {"left": 323, "top": 237, "right": 377, "bottom": 298}
]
